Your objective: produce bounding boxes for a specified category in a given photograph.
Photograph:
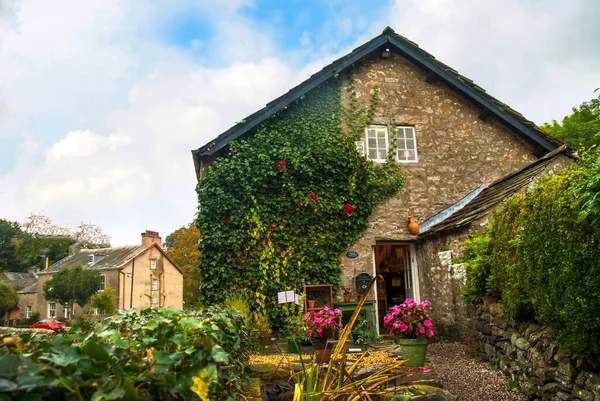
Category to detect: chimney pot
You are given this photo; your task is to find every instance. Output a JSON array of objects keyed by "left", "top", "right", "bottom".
[{"left": 141, "top": 230, "right": 162, "bottom": 248}]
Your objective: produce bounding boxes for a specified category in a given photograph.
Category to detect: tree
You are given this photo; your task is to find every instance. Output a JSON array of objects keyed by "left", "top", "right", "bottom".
[
  {"left": 21, "top": 214, "right": 111, "bottom": 248},
  {"left": 542, "top": 97, "right": 600, "bottom": 150},
  {"left": 165, "top": 220, "right": 200, "bottom": 306},
  {"left": 0, "top": 282, "right": 19, "bottom": 318},
  {"left": 43, "top": 266, "right": 102, "bottom": 319},
  {"left": 90, "top": 287, "right": 117, "bottom": 315},
  {"left": 0, "top": 219, "right": 26, "bottom": 272}
]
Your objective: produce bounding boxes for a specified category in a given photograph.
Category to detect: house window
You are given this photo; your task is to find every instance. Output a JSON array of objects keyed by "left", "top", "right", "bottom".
[
  {"left": 64, "top": 305, "right": 68, "bottom": 318},
  {"left": 396, "top": 126, "right": 418, "bottom": 163},
  {"left": 365, "top": 127, "right": 389, "bottom": 162},
  {"left": 48, "top": 302, "right": 56, "bottom": 318},
  {"left": 26, "top": 306, "right": 32, "bottom": 319},
  {"left": 100, "top": 275, "right": 106, "bottom": 291},
  {"left": 152, "top": 296, "right": 158, "bottom": 305},
  {"left": 152, "top": 278, "right": 158, "bottom": 291},
  {"left": 150, "top": 259, "right": 157, "bottom": 270}
]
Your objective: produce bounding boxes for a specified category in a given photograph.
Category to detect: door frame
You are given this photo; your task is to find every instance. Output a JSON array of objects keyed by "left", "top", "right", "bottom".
[{"left": 371, "top": 242, "right": 421, "bottom": 335}]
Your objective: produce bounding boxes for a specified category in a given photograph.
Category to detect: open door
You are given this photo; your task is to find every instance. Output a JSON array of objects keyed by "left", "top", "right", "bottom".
[{"left": 373, "top": 243, "right": 418, "bottom": 333}]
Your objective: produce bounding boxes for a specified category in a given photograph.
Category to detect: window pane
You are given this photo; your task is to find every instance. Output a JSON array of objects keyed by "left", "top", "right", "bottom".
[
  {"left": 407, "top": 150, "right": 416, "bottom": 160},
  {"left": 377, "top": 138, "right": 386, "bottom": 148},
  {"left": 406, "top": 139, "right": 415, "bottom": 149},
  {"left": 367, "top": 129, "right": 376, "bottom": 137},
  {"left": 368, "top": 138, "right": 376, "bottom": 148},
  {"left": 405, "top": 128, "right": 414, "bottom": 140},
  {"left": 396, "top": 128, "right": 405, "bottom": 139},
  {"left": 368, "top": 149, "right": 378, "bottom": 159}
]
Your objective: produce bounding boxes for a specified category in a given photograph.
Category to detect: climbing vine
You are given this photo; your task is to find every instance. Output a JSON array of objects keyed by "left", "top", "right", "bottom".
[{"left": 196, "top": 77, "right": 404, "bottom": 329}]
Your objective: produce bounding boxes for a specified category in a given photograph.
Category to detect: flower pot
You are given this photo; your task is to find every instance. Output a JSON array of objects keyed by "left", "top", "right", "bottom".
[
  {"left": 408, "top": 216, "right": 419, "bottom": 235},
  {"left": 307, "top": 300, "right": 316, "bottom": 309},
  {"left": 287, "top": 338, "right": 301, "bottom": 354},
  {"left": 343, "top": 295, "right": 351, "bottom": 302},
  {"left": 313, "top": 342, "right": 333, "bottom": 364},
  {"left": 397, "top": 337, "right": 428, "bottom": 367}
]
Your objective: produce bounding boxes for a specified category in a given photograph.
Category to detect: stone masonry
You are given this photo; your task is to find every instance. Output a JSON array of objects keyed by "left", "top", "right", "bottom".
[{"left": 476, "top": 302, "right": 600, "bottom": 401}]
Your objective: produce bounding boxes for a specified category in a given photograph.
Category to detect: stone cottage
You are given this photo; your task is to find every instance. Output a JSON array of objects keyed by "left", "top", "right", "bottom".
[
  {"left": 191, "top": 27, "right": 571, "bottom": 338},
  {"left": 6, "top": 230, "right": 184, "bottom": 320}
]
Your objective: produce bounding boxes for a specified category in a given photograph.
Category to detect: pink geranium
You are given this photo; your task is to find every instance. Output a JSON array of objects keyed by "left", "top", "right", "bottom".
[
  {"left": 383, "top": 298, "right": 434, "bottom": 340},
  {"left": 303, "top": 306, "right": 343, "bottom": 344}
]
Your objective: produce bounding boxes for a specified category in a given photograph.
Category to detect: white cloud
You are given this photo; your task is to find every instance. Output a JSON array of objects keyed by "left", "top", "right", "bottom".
[{"left": 0, "top": 0, "right": 597, "bottom": 246}]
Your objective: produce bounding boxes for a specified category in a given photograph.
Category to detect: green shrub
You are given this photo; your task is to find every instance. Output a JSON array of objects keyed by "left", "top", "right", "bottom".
[
  {"left": 462, "top": 156, "right": 600, "bottom": 358},
  {"left": 0, "top": 306, "right": 252, "bottom": 400}
]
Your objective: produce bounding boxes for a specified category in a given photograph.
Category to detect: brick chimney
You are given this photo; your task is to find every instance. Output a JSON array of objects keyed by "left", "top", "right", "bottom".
[{"left": 141, "top": 230, "right": 162, "bottom": 248}]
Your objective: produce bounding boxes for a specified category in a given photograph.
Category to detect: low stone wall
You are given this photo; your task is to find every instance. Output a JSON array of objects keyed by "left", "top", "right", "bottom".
[
  {"left": 0, "top": 327, "right": 54, "bottom": 337},
  {"left": 475, "top": 303, "right": 600, "bottom": 401}
]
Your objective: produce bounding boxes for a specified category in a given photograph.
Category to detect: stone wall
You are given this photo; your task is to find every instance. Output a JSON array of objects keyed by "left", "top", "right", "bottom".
[{"left": 476, "top": 303, "right": 600, "bottom": 401}]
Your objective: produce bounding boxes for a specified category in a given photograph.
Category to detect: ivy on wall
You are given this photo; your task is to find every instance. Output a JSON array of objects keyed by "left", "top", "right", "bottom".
[{"left": 196, "top": 78, "right": 404, "bottom": 328}]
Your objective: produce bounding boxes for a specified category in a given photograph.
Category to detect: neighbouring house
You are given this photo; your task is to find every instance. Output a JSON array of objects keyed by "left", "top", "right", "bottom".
[
  {"left": 0, "top": 272, "right": 38, "bottom": 320},
  {"left": 191, "top": 27, "right": 571, "bottom": 338},
  {"left": 4, "top": 230, "right": 184, "bottom": 320}
]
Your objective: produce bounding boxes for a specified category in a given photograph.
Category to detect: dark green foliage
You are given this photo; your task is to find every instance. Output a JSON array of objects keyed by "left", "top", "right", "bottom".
[
  {"left": 0, "top": 219, "right": 75, "bottom": 273},
  {"left": 541, "top": 97, "right": 600, "bottom": 150},
  {"left": 43, "top": 266, "right": 101, "bottom": 317},
  {"left": 0, "top": 307, "right": 251, "bottom": 400},
  {"left": 0, "top": 282, "right": 19, "bottom": 317},
  {"left": 0, "top": 220, "right": 26, "bottom": 272},
  {"left": 462, "top": 157, "right": 600, "bottom": 358},
  {"left": 461, "top": 232, "right": 493, "bottom": 303},
  {"left": 196, "top": 79, "right": 404, "bottom": 329}
]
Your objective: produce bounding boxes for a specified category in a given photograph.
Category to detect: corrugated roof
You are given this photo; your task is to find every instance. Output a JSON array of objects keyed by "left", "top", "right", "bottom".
[
  {"left": 39, "top": 245, "right": 143, "bottom": 274},
  {"left": 191, "top": 26, "right": 563, "bottom": 176},
  {"left": 419, "top": 145, "right": 569, "bottom": 236}
]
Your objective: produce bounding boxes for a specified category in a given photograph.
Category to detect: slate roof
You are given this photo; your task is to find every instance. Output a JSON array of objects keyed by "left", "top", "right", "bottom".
[
  {"left": 418, "top": 145, "right": 569, "bottom": 236},
  {"left": 192, "top": 26, "right": 563, "bottom": 175},
  {"left": 39, "top": 245, "right": 143, "bottom": 274},
  {"left": 0, "top": 272, "right": 38, "bottom": 293}
]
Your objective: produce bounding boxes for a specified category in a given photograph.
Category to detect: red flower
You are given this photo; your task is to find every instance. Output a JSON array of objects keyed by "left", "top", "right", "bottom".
[
  {"left": 308, "top": 193, "right": 318, "bottom": 200},
  {"left": 276, "top": 159, "right": 286, "bottom": 172},
  {"left": 269, "top": 224, "right": 277, "bottom": 231},
  {"left": 342, "top": 203, "right": 355, "bottom": 215}
]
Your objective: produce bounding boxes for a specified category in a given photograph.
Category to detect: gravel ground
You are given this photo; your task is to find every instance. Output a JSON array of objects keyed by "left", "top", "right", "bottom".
[{"left": 427, "top": 342, "right": 528, "bottom": 401}]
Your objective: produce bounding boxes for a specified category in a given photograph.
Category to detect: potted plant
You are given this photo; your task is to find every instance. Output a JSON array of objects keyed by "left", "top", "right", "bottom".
[
  {"left": 384, "top": 298, "right": 434, "bottom": 367},
  {"left": 306, "top": 293, "right": 317, "bottom": 309},
  {"left": 342, "top": 287, "right": 352, "bottom": 302},
  {"left": 303, "top": 306, "right": 343, "bottom": 363},
  {"left": 350, "top": 315, "right": 380, "bottom": 348}
]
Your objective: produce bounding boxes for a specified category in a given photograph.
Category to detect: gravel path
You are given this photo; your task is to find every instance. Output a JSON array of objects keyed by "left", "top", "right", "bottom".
[{"left": 427, "top": 342, "right": 528, "bottom": 401}]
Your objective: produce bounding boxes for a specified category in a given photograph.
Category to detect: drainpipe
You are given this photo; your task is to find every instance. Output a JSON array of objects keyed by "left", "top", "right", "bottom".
[
  {"left": 130, "top": 257, "right": 135, "bottom": 309},
  {"left": 119, "top": 271, "right": 126, "bottom": 309}
]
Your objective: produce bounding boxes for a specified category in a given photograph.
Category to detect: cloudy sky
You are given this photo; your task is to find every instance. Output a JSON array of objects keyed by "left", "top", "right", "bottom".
[{"left": 0, "top": 0, "right": 598, "bottom": 245}]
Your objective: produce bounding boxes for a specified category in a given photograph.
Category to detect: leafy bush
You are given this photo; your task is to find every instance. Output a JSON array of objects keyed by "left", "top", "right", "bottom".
[
  {"left": 0, "top": 306, "right": 252, "bottom": 400},
  {"left": 462, "top": 157, "right": 600, "bottom": 358},
  {"left": 90, "top": 287, "right": 117, "bottom": 315}
]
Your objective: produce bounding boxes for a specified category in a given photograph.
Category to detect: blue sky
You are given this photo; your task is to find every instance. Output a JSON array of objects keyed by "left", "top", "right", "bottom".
[{"left": 0, "top": 0, "right": 598, "bottom": 245}]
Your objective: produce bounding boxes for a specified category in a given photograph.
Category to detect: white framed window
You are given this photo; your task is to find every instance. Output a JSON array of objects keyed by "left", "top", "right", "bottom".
[
  {"left": 152, "top": 296, "right": 158, "bottom": 305},
  {"left": 99, "top": 275, "right": 106, "bottom": 291},
  {"left": 26, "top": 306, "right": 32, "bottom": 319},
  {"left": 396, "top": 126, "right": 418, "bottom": 163},
  {"left": 48, "top": 302, "right": 56, "bottom": 318},
  {"left": 150, "top": 259, "right": 157, "bottom": 270},
  {"left": 365, "top": 126, "right": 389, "bottom": 162},
  {"left": 64, "top": 305, "right": 68, "bottom": 318},
  {"left": 152, "top": 278, "right": 158, "bottom": 291}
]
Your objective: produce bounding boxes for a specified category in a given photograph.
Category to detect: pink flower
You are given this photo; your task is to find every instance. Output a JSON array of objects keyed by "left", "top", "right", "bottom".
[
  {"left": 420, "top": 300, "right": 431, "bottom": 307},
  {"left": 419, "top": 326, "right": 425, "bottom": 334},
  {"left": 317, "top": 327, "right": 323, "bottom": 333},
  {"left": 333, "top": 308, "right": 340, "bottom": 314},
  {"left": 338, "top": 324, "right": 343, "bottom": 328},
  {"left": 400, "top": 323, "right": 408, "bottom": 332},
  {"left": 314, "top": 317, "right": 323, "bottom": 324},
  {"left": 427, "top": 330, "right": 434, "bottom": 338},
  {"left": 308, "top": 193, "right": 318, "bottom": 199},
  {"left": 325, "top": 318, "right": 333, "bottom": 325},
  {"left": 423, "top": 319, "right": 433, "bottom": 328}
]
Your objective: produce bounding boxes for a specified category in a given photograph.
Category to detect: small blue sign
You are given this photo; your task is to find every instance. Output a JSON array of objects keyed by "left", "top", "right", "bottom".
[{"left": 346, "top": 251, "right": 359, "bottom": 259}]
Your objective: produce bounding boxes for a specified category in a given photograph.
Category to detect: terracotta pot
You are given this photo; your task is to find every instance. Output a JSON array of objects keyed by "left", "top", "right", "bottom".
[
  {"left": 343, "top": 295, "right": 351, "bottom": 302},
  {"left": 313, "top": 342, "right": 333, "bottom": 364},
  {"left": 408, "top": 216, "right": 419, "bottom": 235},
  {"left": 307, "top": 300, "right": 316, "bottom": 309}
]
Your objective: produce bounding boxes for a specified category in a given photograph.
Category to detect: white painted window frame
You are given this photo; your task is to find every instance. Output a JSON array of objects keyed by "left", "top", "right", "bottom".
[
  {"left": 99, "top": 275, "right": 106, "bottom": 291},
  {"left": 48, "top": 302, "right": 56, "bottom": 318},
  {"left": 152, "top": 278, "right": 158, "bottom": 291},
  {"left": 150, "top": 259, "right": 157, "bottom": 270},
  {"left": 26, "top": 306, "right": 32, "bottom": 319},
  {"left": 395, "top": 126, "right": 418, "bottom": 163},
  {"left": 365, "top": 126, "right": 389, "bottom": 163}
]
